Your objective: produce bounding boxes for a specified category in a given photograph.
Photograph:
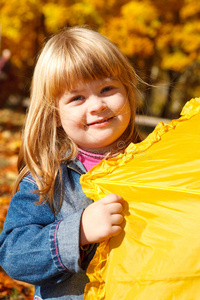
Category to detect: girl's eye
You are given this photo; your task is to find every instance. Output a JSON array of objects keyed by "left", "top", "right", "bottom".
[
  {"left": 101, "top": 86, "right": 114, "bottom": 94},
  {"left": 71, "top": 95, "right": 84, "bottom": 102}
]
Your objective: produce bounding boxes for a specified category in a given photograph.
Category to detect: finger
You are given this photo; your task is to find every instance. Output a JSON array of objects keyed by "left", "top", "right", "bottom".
[
  {"left": 110, "top": 225, "right": 123, "bottom": 237},
  {"left": 108, "top": 202, "right": 124, "bottom": 214},
  {"left": 102, "top": 194, "right": 124, "bottom": 205},
  {"left": 111, "top": 213, "right": 124, "bottom": 225}
]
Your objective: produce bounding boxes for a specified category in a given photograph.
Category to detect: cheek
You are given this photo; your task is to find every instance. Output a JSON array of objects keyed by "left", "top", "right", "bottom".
[
  {"left": 60, "top": 109, "right": 77, "bottom": 123},
  {"left": 121, "top": 100, "right": 131, "bottom": 120},
  {"left": 60, "top": 112, "right": 85, "bottom": 134},
  {"left": 116, "top": 94, "right": 129, "bottom": 110},
  {"left": 120, "top": 102, "right": 131, "bottom": 132}
]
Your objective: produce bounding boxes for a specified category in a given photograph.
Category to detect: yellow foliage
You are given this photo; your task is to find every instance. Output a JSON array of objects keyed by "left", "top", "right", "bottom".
[
  {"left": 122, "top": 1, "right": 158, "bottom": 24},
  {"left": 88, "top": 0, "right": 106, "bottom": 10},
  {"left": 180, "top": 0, "right": 200, "bottom": 19},
  {"left": 65, "top": 1, "right": 102, "bottom": 26},
  {"left": 42, "top": 3, "right": 68, "bottom": 31},
  {"left": 161, "top": 52, "right": 193, "bottom": 71},
  {"left": 101, "top": 0, "right": 161, "bottom": 58},
  {"left": 121, "top": 0, "right": 160, "bottom": 37},
  {"left": 1, "top": 0, "right": 200, "bottom": 89},
  {"left": 156, "top": 18, "right": 200, "bottom": 72}
]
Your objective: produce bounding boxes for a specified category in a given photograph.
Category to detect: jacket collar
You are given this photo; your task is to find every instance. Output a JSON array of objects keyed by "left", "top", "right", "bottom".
[{"left": 66, "top": 158, "right": 86, "bottom": 175}]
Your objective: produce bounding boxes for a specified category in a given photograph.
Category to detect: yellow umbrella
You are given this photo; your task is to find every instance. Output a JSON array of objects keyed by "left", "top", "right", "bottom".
[{"left": 81, "top": 98, "right": 200, "bottom": 300}]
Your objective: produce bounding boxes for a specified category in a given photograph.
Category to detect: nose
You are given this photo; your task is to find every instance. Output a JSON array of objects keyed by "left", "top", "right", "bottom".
[{"left": 88, "top": 96, "right": 107, "bottom": 114}]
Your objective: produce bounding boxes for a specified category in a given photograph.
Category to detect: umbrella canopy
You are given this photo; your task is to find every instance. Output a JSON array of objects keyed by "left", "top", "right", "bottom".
[{"left": 81, "top": 98, "right": 200, "bottom": 300}]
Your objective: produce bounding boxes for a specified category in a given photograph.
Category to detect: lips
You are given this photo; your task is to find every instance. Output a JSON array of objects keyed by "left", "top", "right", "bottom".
[{"left": 87, "top": 117, "right": 114, "bottom": 126}]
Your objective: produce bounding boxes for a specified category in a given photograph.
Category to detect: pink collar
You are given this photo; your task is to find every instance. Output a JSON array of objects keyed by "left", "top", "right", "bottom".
[{"left": 77, "top": 148, "right": 105, "bottom": 171}]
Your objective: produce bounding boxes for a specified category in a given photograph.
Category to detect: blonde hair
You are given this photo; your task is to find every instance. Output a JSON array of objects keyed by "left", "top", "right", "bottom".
[{"left": 14, "top": 26, "right": 140, "bottom": 212}]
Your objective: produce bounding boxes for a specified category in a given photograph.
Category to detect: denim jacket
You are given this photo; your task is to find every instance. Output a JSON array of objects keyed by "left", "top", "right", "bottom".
[{"left": 0, "top": 159, "right": 96, "bottom": 300}]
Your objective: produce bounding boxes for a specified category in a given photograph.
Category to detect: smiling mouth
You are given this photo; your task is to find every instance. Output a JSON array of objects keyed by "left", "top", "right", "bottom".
[{"left": 88, "top": 117, "right": 114, "bottom": 126}]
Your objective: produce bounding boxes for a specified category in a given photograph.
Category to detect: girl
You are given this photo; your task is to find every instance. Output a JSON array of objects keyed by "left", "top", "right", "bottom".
[{"left": 0, "top": 26, "right": 141, "bottom": 299}]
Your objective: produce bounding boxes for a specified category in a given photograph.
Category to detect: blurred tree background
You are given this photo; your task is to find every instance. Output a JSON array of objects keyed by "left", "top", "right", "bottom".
[
  {"left": 0, "top": 0, "right": 200, "bottom": 298},
  {"left": 1, "top": 0, "right": 200, "bottom": 118}
]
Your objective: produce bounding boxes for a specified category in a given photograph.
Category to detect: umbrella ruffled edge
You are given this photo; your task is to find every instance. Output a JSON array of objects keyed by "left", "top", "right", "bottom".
[{"left": 81, "top": 97, "right": 200, "bottom": 198}]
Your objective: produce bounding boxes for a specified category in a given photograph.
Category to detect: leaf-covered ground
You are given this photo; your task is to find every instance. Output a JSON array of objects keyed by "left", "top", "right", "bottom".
[{"left": 0, "top": 109, "right": 34, "bottom": 299}]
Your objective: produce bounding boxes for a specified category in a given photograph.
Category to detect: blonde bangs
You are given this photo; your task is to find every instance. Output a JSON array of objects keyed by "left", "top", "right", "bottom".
[
  {"left": 36, "top": 28, "right": 130, "bottom": 102},
  {"left": 62, "top": 46, "right": 121, "bottom": 91}
]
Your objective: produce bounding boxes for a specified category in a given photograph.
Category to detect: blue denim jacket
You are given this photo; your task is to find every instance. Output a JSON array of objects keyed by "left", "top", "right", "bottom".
[{"left": 0, "top": 159, "right": 96, "bottom": 300}]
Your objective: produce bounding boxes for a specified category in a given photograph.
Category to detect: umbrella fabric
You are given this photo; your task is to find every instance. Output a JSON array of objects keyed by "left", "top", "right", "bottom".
[{"left": 81, "top": 98, "right": 200, "bottom": 300}]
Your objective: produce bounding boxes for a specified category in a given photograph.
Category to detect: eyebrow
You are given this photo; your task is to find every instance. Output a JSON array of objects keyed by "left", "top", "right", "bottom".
[
  {"left": 69, "top": 88, "right": 84, "bottom": 94},
  {"left": 103, "top": 77, "right": 118, "bottom": 83},
  {"left": 68, "top": 77, "right": 119, "bottom": 94}
]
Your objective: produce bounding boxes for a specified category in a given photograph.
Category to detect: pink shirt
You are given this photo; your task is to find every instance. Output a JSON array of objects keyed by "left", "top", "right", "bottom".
[{"left": 77, "top": 148, "right": 105, "bottom": 171}]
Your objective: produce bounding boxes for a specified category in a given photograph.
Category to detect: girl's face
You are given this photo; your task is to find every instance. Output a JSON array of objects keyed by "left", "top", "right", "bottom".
[{"left": 58, "top": 77, "right": 131, "bottom": 154}]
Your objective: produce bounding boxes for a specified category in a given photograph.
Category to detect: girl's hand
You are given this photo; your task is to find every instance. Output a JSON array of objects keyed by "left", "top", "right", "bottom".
[{"left": 80, "top": 194, "right": 124, "bottom": 246}]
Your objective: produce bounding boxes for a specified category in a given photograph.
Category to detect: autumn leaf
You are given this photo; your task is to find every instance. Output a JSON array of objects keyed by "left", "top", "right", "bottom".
[{"left": 0, "top": 109, "right": 35, "bottom": 299}]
